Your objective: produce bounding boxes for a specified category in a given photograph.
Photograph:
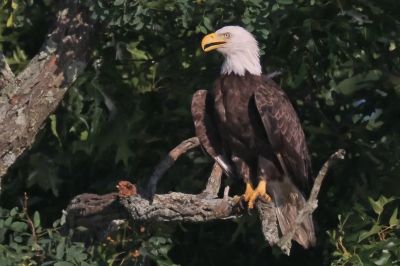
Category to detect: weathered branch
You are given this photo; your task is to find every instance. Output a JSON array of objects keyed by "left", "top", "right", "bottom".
[
  {"left": 145, "top": 137, "right": 200, "bottom": 198},
  {"left": 201, "top": 162, "right": 223, "bottom": 197},
  {"left": 0, "top": 1, "right": 97, "bottom": 187},
  {"left": 66, "top": 192, "right": 129, "bottom": 241},
  {"left": 66, "top": 134, "right": 345, "bottom": 254},
  {"left": 0, "top": 53, "right": 15, "bottom": 91},
  {"left": 121, "top": 192, "right": 241, "bottom": 222},
  {"left": 256, "top": 201, "right": 280, "bottom": 246}
]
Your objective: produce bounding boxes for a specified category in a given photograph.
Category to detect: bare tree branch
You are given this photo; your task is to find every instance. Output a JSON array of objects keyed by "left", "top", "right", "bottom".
[
  {"left": 121, "top": 192, "right": 241, "bottom": 222},
  {"left": 0, "top": 53, "right": 15, "bottom": 91},
  {"left": 145, "top": 137, "right": 200, "bottom": 199},
  {"left": 66, "top": 192, "right": 129, "bottom": 241},
  {"left": 257, "top": 201, "right": 280, "bottom": 247},
  {"left": 200, "top": 162, "right": 223, "bottom": 198},
  {"left": 66, "top": 134, "right": 344, "bottom": 254},
  {"left": 0, "top": 1, "right": 97, "bottom": 188}
]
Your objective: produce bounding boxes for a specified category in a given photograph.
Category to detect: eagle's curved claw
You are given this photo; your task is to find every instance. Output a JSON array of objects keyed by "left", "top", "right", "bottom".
[
  {"left": 243, "top": 182, "right": 254, "bottom": 202},
  {"left": 247, "top": 180, "right": 272, "bottom": 209},
  {"left": 234, "top": 181, "right": 272, "bottom": 208}
]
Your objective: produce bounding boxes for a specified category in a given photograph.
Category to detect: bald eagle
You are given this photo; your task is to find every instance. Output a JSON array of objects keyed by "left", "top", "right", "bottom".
[{"left": 192, "top": 26, "right": 316, "bottom": 248}]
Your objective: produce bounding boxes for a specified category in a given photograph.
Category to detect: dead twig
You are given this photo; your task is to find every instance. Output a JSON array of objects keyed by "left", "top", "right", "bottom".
[
  {"left": 145, "top": 137, "right": 200, "bottom": 199},
  {"left": 21, "top": 193, "right": 38, "bottom": 248},
  {"left": 200, "top": 162, "right": 223, "bottom": 198}
]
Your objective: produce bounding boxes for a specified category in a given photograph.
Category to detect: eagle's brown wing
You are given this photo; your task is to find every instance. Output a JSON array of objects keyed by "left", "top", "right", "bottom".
[
  {"left": 254, "top": 79, "right": 311, "bottom": 191},
  {"left": 191, "top": 90, "right": 235, "bottom": 178},
  {"left": 255, "top": 79, "right": 315, "bottom": 248}
]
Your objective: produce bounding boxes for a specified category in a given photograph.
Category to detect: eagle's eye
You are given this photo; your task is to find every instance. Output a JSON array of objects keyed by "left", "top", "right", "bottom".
[{"left": 223, "top": 32, "right": 231, "bottom": 39}]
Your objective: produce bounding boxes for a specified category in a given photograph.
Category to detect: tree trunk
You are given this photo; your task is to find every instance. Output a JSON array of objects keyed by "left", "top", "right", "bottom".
[{"left": 0, "top": 1, "right": 97, "bottom": 189}]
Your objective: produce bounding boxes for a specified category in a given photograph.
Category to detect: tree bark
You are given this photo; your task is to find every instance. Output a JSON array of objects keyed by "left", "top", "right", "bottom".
[
  {"left": 65, "top": 136, "right": 345, "bottom": 255},
  {"left": 0, "top": 1, "right": 96, "bottom": 188},
  {"left": 0, "top": 53, "right": 15, "bottom": 90}
]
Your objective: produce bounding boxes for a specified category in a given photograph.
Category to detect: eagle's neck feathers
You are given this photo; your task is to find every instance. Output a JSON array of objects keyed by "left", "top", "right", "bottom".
[{"left": 220, "top": 45, "right": 262, "bottom": 76}]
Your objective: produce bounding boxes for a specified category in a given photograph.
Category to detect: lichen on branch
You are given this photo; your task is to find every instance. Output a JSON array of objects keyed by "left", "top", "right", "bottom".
[
  {"left": 66, "top": 137, "right": 345, "bottom": 254},
  {"left": 0, "top": 1, "right": 97, "bottom": 189}
]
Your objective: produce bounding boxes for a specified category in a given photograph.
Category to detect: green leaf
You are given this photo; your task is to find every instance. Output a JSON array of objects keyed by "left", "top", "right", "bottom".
[
  {"left": 32, "top": 242, "right": 42, "bottom": 252},
  {"left": 42, "top": 262, "right": 56, "bottom": 266},
  {"left": 277, "top": 0, "right": 293, "bottom": 5},
  {"left": 6, "top": 14, "right": 13, "bottom": 27},
  {"left": 358, "top": 224, "right": 382, "bottom": 242},
  {"left": 9, "top": 207, "right": 18, "bottom": 217},
  {"left": 203, "top": 17, "right": 213, "bottom": 31},
  {"left": 54, "top": 262, "right": 74, "bottom": 266},
  {"left": 49, "top": 114, "right": 62, "bottom": 146},
  {"left": 196, "top": 25, "right": 207, "bottom": 34},
  {"left": 56, "top": 237, "right": 66, "bottom": 260},
  {"left": 80, "top": 130, "right": 88, "bottom": 141},
  {"left": 10, "top": 221, "right": 28, "bottom": 232},
  {"left": 113, "top": 0, "right": 124, "bottom": 6},
  {"left": 389, "top": 208, "right": 398, "bottom": 226},
  {"left": 33, "top": 211, "right": 40, "bottom": 228},
  {"left": 4, "top": 217, "right": 12, "bottom": 227},
  {"left": 368, "top": 196, "right": 395, "bottom": 215},
  {"left": 369, "top": 197, "right": 384, "bottom": 215},
  {"left": 335, "top": 70, "right": 382, "bottom": 96},
  {"left": 11, "top": 0, "right": 18, "bottom": 9},
  {"left": 14, "top": 236, "right": 22, "bottom": 243},
  {"left": 115, "top": 140, "right": 134, "bottom": 167},
  {"left": 377, "top": 196, "right": 396, "bottom": 209}
]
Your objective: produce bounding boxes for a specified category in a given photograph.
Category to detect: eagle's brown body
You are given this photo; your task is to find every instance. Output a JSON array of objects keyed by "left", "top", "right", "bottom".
[
  {"left": 215, "top": 73, "right": 272, "bottom": 163},
  {"left": 191, "top": 72, "right": 316, "bottom": 248}
]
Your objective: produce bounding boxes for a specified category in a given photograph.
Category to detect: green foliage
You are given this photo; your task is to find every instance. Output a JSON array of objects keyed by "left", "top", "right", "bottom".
[
  {"left": 1, "top": 0, "right": 400, "bottom": 265},
  {"left": 0, "top": 205, "right": 177, "bottom": 265},
  {"left": 329, "top": 196, "right": 400, "bottom": 265},
  {"left": 0, "top": 0, "right": 53, "bottom": 72},
  {"left": 0, "top": 206, "right": 96, "bottom": 265},
  {"left": 0, "top": 0, "right": 30, "bottom": 70},
  {"left": 0, "top": 0, "right": 31, "bottom": 29}
]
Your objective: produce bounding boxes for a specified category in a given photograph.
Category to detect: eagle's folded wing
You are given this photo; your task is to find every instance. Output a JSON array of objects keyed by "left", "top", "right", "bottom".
[
  {"left": 191, "top": 90, "right": 235, "bottom": 178},
  {"left": 254, "top": 80, "right": 311, "bottom": 191}
]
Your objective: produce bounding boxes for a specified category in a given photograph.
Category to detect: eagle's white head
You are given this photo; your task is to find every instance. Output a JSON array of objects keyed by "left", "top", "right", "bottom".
[{"left": 201, "top": 26, "right": 262, "bottom": 76}]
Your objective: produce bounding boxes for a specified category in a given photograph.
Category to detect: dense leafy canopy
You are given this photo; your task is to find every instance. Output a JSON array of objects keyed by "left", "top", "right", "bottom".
[{"left": 0, "top": 0, "right": 399, "bottom": 265}]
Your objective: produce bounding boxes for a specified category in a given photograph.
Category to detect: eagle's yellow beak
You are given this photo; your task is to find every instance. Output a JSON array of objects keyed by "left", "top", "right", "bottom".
[{"left": 201, "top": 33, "right": 227, "bottom": 52}]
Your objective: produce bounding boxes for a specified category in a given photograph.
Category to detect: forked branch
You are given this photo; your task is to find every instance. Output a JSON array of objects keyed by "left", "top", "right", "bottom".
[{"left": 66, "top": 138, "right": 345, "bottom": 254}]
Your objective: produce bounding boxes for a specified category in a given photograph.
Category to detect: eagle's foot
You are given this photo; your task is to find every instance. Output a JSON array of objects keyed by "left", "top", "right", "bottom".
[
  {"left": 233, "top": 182, "right": 254, "bottom": 205},
  {"left": 247, "top": 180, "right": 272, "bottom": 209},
  {"left": 243, "top": 182, "right": 254, "bottom": 202}
]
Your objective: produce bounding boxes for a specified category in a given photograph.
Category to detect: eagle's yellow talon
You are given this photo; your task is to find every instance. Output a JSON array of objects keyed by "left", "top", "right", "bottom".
[
  {"left": 243, "top": 182, "right": 254, "bottom": 202},
  {"left": 247, "top": 180, "right": 272, "bottom": 209},
  {"left": 234, "top": 181, "right": 271, "bottom": 208}
]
